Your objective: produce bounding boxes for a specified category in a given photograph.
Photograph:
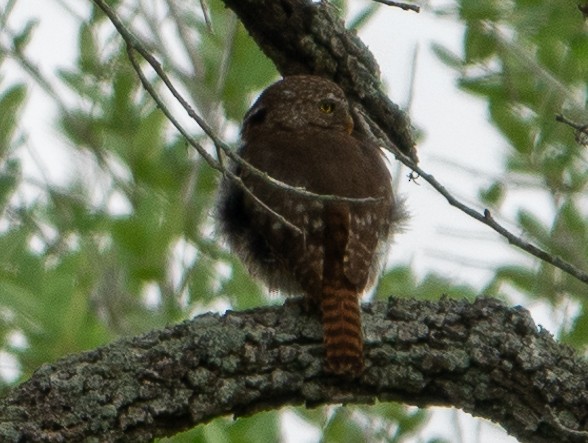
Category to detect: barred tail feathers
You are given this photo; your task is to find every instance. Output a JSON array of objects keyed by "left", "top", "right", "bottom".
[{"left": 320, "top": 284, "right": 364, "bottom": 376}]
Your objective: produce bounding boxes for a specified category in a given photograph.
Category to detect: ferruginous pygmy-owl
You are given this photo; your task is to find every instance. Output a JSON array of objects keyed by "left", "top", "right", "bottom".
[{"left": 217, "top": 75, "right": 404, "bottom": 376}]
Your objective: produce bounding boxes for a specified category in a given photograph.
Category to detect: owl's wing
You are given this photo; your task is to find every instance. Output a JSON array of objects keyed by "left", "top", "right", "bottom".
[{"left": 342, "top": 208, "right": 382, "bottom": 290}]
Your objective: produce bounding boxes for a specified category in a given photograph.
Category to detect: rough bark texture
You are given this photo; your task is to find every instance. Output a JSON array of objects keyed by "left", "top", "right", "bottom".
[
  {"left": 221, "top": 0, "right": 419, "bottom": 163},
  {"left": 0, "top": 297, "right": 587, "bottom": 443}
]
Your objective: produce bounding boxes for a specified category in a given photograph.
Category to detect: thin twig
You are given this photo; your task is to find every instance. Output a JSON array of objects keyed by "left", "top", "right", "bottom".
[
  {"left": 199, "top": 0, "right": 213, "bottom": 32},
  {"left": 411, "top": 159, "right": 588, "bottom": 285},
  {"left": 0, "top": 35, "right": 67, "bottom": 112},
  {"left": 355, "top": 108, "right": 588, "bottom": 286},
  {"left": 93, "top": 0, "right": 588, "bottom": 286},
  {"left": 166, "top": 0, "right": 205, "bottom": 84},
  {"left": 94, "top": 0, "right": 378, "bottom": 239},
  {"left": 405, "top": 43, "right": 419, "bottom": 111},
  {"left": 372, "top": 0, "right": 420, "bottom": 13},
  {"left": 555, "top": 113, "right": 588, "bottom": 147},
  {"left": 91, "top": 0, "right": 381, "bottom": 204},
  {"left": 555, "top": 114, "right": 585, "bottom": 131},
  {"left": 125, "top": 46, "right": 303, "bottom": 235}
]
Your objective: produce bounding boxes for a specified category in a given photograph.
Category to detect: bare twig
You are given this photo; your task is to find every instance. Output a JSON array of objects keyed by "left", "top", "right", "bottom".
[
  {"left": 199, "top": 0, "right": 213, "bottom": 32},
  {"left": 94, "top": 0, "right": 588, "bottom": 286},
  {"left": 372, "top": 0, "right": 420, "bottom": 13},
  {"left": 408, "top": 158, "right": 588, "bottom": 285},
  {"left": 212, "top": 12, "right": 238, "bottom": 127},
  {"left": 579, "top": 3, "right": 588, "bottom": 20},
  {"left": 405, "top": 43, "right": 419, "bottom": 111},
  {"left": 555, "top": 114, "right": 585, "bottom": 131},
  {"left": 555, "top": 113, "right": 588, "bottom": 147},
  {"left": 125, "top": 47, "right": 303, "bottom": 236},
  {"left": 0, "top": 33, "right": 67, "bottom": 113},
  {"left": 92, "top": 0, "right": 385, "bottom": 243},
  {"left": 355, "top": 109, "right": 588, "bottom": 286},
  {"left": 92, "top": 0, "right": 383, "bottom": 204},
  {"left": 166, "top": 0, "right": 205, "bottom": 85}
]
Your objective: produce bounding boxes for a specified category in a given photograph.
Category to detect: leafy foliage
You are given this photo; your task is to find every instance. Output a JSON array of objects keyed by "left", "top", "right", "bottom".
[
  {"left": 0, "top": 0, "right": 586, "bottom": 441},
  {"left": 435, "top": 0, "right": 588, "bottom": 348},
  {"left": 0, "top": 0, "right": 430, "bottom": 440}
]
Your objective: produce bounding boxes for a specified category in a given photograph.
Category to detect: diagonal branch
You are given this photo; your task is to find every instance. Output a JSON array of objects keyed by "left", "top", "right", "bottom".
[
  {"left": 219, "top": 0, "right": 588, "bottom": 286},
  {"left": 556, "top": 113, "right": 588, "bottom": 147},
  {"left": 401, "top": 150, "right": 588, "bottom": 285},
  {"left": 372, "top": 0, "right": 420, "bottom": 13},
  {"left": 221, "top": 0, "right": 419, "bottom": 163},
  {"left": 91, "top": 0, "right": 388, "bottom": 239},
  {"left": 0, "top": 297, "right": 587, "bottom": 442},
  {"left": 92, "top": 0, "right": 385, "bottom": 211},
  {"left": 93, "top": 0, "right": 588, "bottom": 283},
  {"left": 354, "top": 104, "right": 588, "bottom": 286}
]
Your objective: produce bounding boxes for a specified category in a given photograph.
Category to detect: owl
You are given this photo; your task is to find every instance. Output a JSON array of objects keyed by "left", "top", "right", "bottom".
[{"left": 217, "top": 75, "right": 403, "bottom": 376}]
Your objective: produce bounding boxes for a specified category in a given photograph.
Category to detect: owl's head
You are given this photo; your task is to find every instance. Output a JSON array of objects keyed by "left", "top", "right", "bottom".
[{"left": 242, "top": 75, "right": 354, "bottom": 138}]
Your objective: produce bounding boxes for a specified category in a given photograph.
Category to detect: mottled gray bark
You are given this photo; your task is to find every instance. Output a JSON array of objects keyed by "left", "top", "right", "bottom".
[
  {"left": 221, "top": 0, "right": 418, "bottom": 163},
  {"left": 0, "top": 297, "right": 587, "bottom": 442}
]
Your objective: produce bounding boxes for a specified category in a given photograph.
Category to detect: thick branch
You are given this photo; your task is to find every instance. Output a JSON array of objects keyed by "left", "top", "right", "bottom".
[
  {"left": 0, "top": 297, "right": 586, "bottom": 442},
  {"left": 221, "top": 0, "right": 418, "bottom": 163}
]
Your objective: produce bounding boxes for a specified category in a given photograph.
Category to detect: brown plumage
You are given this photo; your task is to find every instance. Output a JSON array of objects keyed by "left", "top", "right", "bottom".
[{"left": 217, "top": 75, "right": 403, "bottom": 376}]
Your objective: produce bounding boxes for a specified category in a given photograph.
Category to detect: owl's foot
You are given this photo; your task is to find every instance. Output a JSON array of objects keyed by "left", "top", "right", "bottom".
[{"left": 283, "top": 295, "right": 320, "bottom": 314}]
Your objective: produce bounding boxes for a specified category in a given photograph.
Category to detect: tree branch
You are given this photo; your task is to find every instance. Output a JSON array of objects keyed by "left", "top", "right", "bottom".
[
  {"left": 91, "top": 0, "right": 588, "bottom": 286},
  {"left": 372, "top": 0, "right": 420, "bottom": 13},
  {"left": 218, "top": 0, "right": 588, "bottom": 286},
  {"left": 356, "top": 104, "right": 588, "bottom": 286},
  {"left": 220, "top": 0, "right": 419, "bottom": 163},
  {"left": 555, "top": 113, "right": 588, "bottom": 147},
  {"left": 91, "top": 0, "right": 387, "bottom": 241},
  {"left": 59, "top": 3, "right": 587, "bottom": 441},
  {"left": 0, "top": 297, "right": 586, "bottom": 442}
]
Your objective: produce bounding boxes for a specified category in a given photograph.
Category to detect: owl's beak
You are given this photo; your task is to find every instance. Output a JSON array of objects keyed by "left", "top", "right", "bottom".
[{"left": 345, "top": 115, "right": 354, "bottom": 134}]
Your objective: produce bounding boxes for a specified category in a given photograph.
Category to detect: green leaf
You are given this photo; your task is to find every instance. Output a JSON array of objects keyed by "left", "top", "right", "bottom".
[
  {"left": 431, "top": 43, "right": 464, "bottom": 69},
  {"left": 0, "top": 84, "right": 26, "bottom": 157},
  {"left": 347, "top": 4, "right": 379, "bottom": 30},
  {"left": 479, "top": 181, "right": 505, "bottom": 206},
  {"left": 0, "top": 159, "right": 20, "bottom": 211},
  {"left": 464, "top": 26, "right": 497, "bottom": 62},
  {"left": 162, "top": 412, "right": 280, "bottom": 443},
  {"left": 376, "top": 266, "right": 477, "bottom": 301},
  {"left": 79, "top": 23, "right": 100, "bottom": 74},
  {"left": 322, "top": 407, "right": 366, "bottom": 443},
  {"left": 13, "top": 19, "right": 38, "bottom": 52},
  {"left": 550, "top": 201, "right": 588, "bottom": 265},
  {"left": 194, "top": 5, "right": 276, "bottom": 123},
  {"left": 517, "top": 210, "right": 551, "bottom": 246},
  {"left": 459, "top": 0, "right": 502, "bottom": 21},
  {"left": 495, "top": 265, "right": 537, "bottom": 293},
  {"left": 489, "top": 101, "right": 534, "bottom": 154},
  {"left": 560, "top": 303, "right": 588, "bottom": 348}
]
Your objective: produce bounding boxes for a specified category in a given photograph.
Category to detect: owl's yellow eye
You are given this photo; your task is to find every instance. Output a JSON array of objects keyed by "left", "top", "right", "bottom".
[{"left": 319, "top": 101, "right": 335, "bottom": 114}]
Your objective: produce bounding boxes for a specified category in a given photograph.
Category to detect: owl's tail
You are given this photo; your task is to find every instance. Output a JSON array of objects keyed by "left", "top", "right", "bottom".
[{"left": 320, "top": 285, "right": 364, "bottom": 377}]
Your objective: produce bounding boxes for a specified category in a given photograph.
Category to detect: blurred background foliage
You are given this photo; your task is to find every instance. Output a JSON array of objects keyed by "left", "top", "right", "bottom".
[
  {"left": 0, "top": 0, "right": 586, "bottom": 441},
  {"left": 434, "top": 0, "right": 588, "bottom": 347}
]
